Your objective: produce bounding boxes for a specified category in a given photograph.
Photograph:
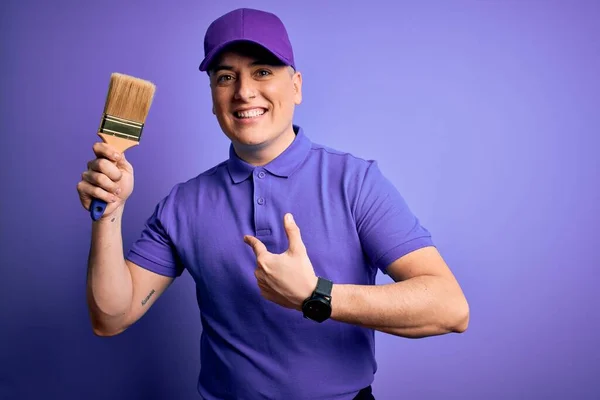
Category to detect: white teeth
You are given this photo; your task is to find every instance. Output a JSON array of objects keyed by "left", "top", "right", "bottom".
[{"left": 236, "top": 109, "right": 265, "bottom": 118}]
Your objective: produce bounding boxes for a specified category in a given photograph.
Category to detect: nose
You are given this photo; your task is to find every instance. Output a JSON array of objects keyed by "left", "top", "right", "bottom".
[{"left": 234, "top": 74, "right": 256, "bottom": 101}]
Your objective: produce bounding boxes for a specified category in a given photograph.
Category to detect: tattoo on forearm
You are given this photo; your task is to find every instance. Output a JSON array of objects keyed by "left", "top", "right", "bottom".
[{"left": 141, "top": 289, "right": 156, "bottom": 306}]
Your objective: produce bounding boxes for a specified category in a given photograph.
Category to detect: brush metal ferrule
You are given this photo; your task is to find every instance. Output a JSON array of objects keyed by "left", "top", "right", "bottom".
[{"left": 99, "top": 114, "right": 144, "bottom": 141}]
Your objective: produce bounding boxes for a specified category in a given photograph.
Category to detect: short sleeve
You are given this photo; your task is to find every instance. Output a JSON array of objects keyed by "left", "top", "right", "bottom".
[
  {"left": 126, "top": 186, "right": 185, "bottom": 278},
  {"left": 354, "top": 161, "right": 434, "bottom": 273}
]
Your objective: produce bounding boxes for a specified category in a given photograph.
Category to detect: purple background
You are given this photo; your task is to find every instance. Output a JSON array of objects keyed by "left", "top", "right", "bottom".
[{"left": 1, "top": 0, "right": 598, "bottom": 399}]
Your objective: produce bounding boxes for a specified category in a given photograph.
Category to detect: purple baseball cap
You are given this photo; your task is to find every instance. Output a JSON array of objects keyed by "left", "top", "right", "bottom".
[{"left": 198, "top": 8, "right": 296, "bottom": 72}]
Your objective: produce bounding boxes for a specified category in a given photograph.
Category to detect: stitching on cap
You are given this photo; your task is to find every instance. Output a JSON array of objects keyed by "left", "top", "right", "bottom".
[{"left": 241, "top": 9, "right": 244, "bottom": 36}]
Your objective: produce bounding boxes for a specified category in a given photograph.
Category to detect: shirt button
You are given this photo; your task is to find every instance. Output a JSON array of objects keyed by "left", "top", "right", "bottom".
[
  {"left": 258, "top": 171, "right": 266, "bottom": 179},
  {"left": 257, "top": 197, "right": 265, "bottom": 205}
]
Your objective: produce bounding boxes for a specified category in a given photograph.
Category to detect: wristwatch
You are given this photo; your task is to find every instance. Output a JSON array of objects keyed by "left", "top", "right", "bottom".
[{"left": 301, "top": 277, "right": 333, "bottom": 323}]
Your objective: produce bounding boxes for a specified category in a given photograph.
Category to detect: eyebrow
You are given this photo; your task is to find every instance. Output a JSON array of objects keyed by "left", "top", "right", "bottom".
[{"left": 211, "top": 60, "right": 281, "bottom": 74}]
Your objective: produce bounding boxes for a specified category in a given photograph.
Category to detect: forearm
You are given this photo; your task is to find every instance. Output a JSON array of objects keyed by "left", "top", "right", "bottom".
[
  {"left": 86, "top": 206, "right": 133, "bottom": 332},
  {"left": 330, "top": 276, "right": 469, "bottom": 338}
]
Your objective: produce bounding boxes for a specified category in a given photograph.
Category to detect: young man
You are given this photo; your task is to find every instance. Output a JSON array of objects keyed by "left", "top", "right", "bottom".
[{"left": 77, "top": 8, "right": 469, "bottom": 400}]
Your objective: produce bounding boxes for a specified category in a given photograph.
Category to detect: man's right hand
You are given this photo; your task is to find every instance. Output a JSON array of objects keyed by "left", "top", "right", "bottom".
[{"left": 77, "top": 142, "right": 135, "bottom": 219}]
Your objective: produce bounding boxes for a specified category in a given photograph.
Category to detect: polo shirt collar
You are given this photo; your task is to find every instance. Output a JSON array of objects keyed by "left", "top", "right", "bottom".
[{"left": 227, "top": 125, "right": 311, "bottom": 183}]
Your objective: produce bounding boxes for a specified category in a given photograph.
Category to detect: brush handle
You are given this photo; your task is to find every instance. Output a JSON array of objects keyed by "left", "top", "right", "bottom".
[
  {"left": 88, "top": 132, "right": 139, "bottom": 222},
  {"left": 90, "top": 198, "right": 108, "bottom": 221}
]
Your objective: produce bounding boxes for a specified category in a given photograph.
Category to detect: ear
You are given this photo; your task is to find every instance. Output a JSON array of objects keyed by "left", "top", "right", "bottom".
[{"left": 292, "top": 71, "right": 303, "bottom": 105}]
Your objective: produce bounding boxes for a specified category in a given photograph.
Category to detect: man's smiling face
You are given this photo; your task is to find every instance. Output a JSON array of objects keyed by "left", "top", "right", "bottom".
[{"left": 209, "top": 43, "right": 302, "bottom": 153}]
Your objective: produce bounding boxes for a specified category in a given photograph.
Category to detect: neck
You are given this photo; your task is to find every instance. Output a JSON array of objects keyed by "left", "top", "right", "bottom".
[{"left": 234, "top": 125, "right": 296, "bottom": 166}]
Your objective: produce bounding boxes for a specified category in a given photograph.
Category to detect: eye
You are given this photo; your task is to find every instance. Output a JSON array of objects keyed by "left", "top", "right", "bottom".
[
  {"left": 255, "top": 69, "right": 272, "bottom": 78},
  {"left": 216, "top": 74, "right": 234, "bottom": 84}
]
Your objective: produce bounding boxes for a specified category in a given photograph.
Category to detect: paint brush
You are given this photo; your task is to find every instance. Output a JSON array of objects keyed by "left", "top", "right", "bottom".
[{"left": 90, "top": 72, "right": 156, "bottom": 221}]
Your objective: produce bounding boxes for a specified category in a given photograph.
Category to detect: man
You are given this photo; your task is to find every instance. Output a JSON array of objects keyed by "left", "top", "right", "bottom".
[{"left": 77, "top": 7, "right": 469, "bottom": 400}]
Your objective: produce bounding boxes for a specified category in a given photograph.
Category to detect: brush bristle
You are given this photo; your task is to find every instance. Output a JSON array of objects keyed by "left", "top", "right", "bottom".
[{"left": 103, "top": 73, "right": 156, "bottom": 123}]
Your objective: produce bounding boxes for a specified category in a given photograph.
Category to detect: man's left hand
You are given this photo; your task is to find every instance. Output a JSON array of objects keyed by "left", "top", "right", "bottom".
[{"left": 244, "top": 213, "right": 318, "bottom": 311}]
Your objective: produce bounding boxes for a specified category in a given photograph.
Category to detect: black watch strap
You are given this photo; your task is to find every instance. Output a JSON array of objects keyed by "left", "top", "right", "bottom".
[{"left": 314, "top": 277, "right": 333, "bottom": 299}]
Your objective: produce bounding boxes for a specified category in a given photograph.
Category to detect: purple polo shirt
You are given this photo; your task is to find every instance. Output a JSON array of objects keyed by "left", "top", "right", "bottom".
[{"left": 126, "top": 125, "right": 434, "bottom": 400}]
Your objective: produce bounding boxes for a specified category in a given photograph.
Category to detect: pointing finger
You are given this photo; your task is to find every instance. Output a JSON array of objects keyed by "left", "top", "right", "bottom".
[{"left": 244, "top": 235, "right": 268, "bottom": 256}]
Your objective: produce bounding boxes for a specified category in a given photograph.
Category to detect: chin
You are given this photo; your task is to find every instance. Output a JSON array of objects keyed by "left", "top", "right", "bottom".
[
  {"left": 229, "top": 129, "right": 272, "bottom": 148},
  {"left": 225, "top": 121, "right": 275, "bottom": 145}
]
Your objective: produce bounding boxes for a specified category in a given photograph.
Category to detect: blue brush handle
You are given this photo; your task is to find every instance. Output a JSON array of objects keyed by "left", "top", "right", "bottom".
[{"left": 90, "top": 198, "right": 108, "bottom": 221}]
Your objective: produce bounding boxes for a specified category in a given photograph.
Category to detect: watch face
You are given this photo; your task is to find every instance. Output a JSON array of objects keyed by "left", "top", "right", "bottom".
[{"left": 303, "top": 298, "right": 331, "bottom": 323}]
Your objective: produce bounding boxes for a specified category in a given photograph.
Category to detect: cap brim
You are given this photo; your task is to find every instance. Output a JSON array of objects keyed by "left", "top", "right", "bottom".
[{"left": 199, "top": 39, "right": 293, "bottom": 72}]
